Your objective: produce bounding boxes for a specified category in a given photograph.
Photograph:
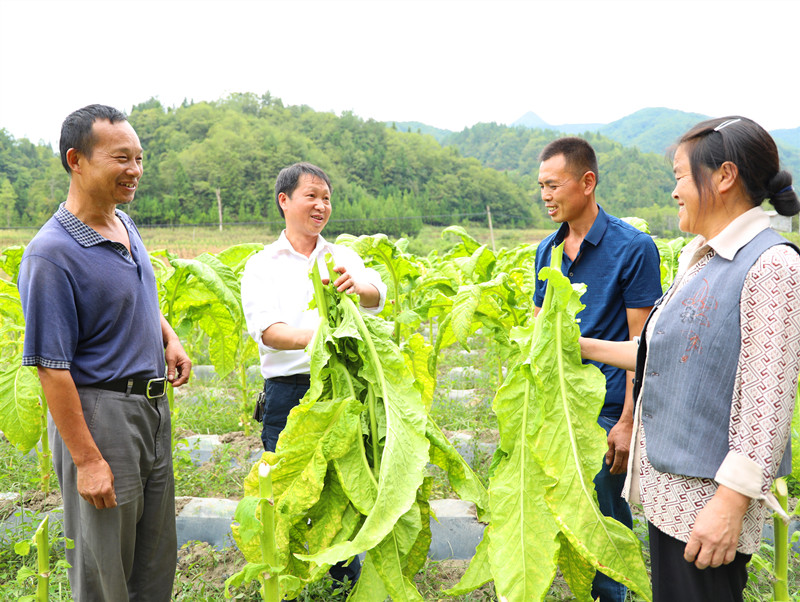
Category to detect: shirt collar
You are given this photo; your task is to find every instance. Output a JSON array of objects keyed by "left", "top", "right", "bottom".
[
  {"left": 54, "top": 203, "right": 133, "bottom": 253},
  {"left": 552, "top": 205, "right": 609, "bottom": 247},
  {"left": 706, "top": 206, "right": 770, "bottom": 260},
  {"left": 274, "top": 230, "right": 334, "bottom": 259},
  {"left": 678, "top": 206, "right": 769, "bottom": 272}
]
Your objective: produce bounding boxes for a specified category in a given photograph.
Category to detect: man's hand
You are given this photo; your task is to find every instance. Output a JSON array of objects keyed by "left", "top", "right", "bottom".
[
  {"left": 327, "top": 265, "right": 380, "bottom": 308},
  {"left": 165, "top": 337, "right": 192, "bottom": 387},
  {"left": 605, "top": 417, "right": 632, "bottom": 475},
  {"left": 77, "top": 457, "right": 117, "bottom": 509},
  {"left": 684, "top": 485, "right": 749, "bottom": 569}
]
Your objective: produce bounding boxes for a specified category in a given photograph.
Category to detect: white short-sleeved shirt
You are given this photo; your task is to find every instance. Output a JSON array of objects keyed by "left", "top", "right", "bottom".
[{"left": 241, "top": 231, "right": 386, "bottom": 379}]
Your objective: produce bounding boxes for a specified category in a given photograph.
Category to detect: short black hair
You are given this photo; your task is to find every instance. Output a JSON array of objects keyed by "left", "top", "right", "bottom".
[
  {"left": 274, "top": 162, "right": 332, "bottom": 218},
  {"left": 539, "top": 137, "right": 600, "bottom": 187},
  {"left": 59, "top": 104, "right": 128, "bottom": 175}
]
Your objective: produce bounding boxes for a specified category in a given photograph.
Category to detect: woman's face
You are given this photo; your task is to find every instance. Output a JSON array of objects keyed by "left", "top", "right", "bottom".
[{"left": 672, "top": 144, "right": 702, "bottom": 235}]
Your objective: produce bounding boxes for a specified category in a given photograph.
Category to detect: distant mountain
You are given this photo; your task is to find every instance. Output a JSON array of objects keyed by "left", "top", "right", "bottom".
[
  {"left": 511, "top": 111, "right": 550, "bottom": 129},
  {"left": 386, "top": 121, "right": 452, "bottom": 143},
  {"left": 772, "top": 127, "right": 800, "bottom": 149},
  {"left": 511, "top": 111, "right": 603, "bottom": 135},
  {"left": 596, "top": 107, "right": 710, "bottom": 154},
  {"left": 385, "top": 108, "right": 800, "bottom": 176}
]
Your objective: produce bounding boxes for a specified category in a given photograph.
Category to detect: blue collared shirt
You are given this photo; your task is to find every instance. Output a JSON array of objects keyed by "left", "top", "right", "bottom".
[
  {"left": 19, "top": 204, "right": 165, "bottom": 386},
  {"left": 534, "top": 206, "right": 662, "bottom": 418}
]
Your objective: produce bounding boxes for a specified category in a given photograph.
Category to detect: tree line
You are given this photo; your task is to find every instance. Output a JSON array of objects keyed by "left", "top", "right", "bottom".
[{"left": 1, "top": 93, "right": 700, "bottom": 238}]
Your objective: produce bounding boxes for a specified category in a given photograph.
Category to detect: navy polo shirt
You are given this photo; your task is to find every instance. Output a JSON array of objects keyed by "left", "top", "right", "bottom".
[
  {"left": 533, "top": 206, "right": 662, "bottom": 419},
  {"left": 18, "top": 204, "right": 165, "bottom": 386}
]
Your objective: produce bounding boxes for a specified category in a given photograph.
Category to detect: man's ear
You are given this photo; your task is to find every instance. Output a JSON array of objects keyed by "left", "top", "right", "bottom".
[
  {"left": 66, "top": 148, "right": 81, "bottom": 174},
  {"left": 582, "top": 170, "right": 597, "bottom": 196},
  {"left": 278, "top": 191, "right": 289, "bottom": 211}
]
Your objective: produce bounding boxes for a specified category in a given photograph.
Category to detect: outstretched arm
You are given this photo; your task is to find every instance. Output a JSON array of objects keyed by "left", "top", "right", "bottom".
[
  {"left": 578, "top": 337, "right": 638, "bottom": 372},
  {"left": 604, "top": 306, "right": 650, "bottom": 474}
]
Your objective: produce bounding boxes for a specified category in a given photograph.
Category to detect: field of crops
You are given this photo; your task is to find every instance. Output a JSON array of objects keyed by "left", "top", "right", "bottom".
[{"left": 1, "top": 224, "right": 798, "bottom": 601}]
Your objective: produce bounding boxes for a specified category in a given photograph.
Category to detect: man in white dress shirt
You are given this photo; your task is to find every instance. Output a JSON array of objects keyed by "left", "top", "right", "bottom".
[
  {"left": 241, "top": 162, "right": 386, "bottom": 587},
  {"left": 242, "top": 162, "right": 386, "bottom": 451}
]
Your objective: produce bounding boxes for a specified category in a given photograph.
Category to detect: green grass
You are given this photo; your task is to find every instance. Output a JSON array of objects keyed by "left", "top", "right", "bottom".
[{"left": 172, "top": 383, "right": 247, "bottom": 435}]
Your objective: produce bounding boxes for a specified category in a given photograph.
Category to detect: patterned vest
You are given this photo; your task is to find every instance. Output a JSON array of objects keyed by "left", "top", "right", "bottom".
[{"left": 633, "top": 228, "right": 796, "bottom": 479}]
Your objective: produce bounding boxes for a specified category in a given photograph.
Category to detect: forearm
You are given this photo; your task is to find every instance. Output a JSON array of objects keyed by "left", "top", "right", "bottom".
[
  {"left": 357, "top": 283, "right": 380, "bottom": 309},
  {"left": 261, "top": 322, "right": 314, "bottom": 350},
  {"left": 579, "top": 337, "right": 637, "bottom": 371},
  {"left": 37, "top": 367, "right": 103, "bottom": 468},
  {"left": 160, "top": 313, "right": 180, "bottom": 346}
]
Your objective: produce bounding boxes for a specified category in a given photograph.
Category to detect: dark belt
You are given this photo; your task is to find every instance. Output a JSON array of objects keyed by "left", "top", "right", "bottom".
[
  {"left": 91, "top": 377, "right": 167, "bottom": 399},
  {"left": 267, "top": 374, "right": 311, "bottom": 386}
]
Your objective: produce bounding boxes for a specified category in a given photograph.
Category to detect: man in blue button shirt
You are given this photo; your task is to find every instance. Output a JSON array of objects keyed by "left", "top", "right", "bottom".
[
  {"left": 533, "top": 137, "right": 662, "bottom": 602},
  {"left": 18, "top": 105, "right": 191, "bottom": 601}
]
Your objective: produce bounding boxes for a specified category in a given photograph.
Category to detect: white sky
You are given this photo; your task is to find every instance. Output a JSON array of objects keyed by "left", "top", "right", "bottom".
[{"left": 1, "top": 0, "right": 798, "bottom": 149}]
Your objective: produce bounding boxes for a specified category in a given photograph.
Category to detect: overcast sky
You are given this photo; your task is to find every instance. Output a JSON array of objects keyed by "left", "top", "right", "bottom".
[{"left": 1, "top": 0, "right": 797, "bottom": 148}]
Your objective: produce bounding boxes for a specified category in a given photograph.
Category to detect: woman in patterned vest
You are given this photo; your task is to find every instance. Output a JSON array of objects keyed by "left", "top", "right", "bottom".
[{"left": 579, "top": 116, "right": 800, "bottom": 602}]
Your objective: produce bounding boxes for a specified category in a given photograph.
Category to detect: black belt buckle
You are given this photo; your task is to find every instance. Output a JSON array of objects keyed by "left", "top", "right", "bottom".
[{"left": 146, "top": 378, "right": 167, "bottom": 399}]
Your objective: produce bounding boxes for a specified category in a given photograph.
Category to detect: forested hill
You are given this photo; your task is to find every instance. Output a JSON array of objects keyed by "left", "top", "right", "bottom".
[
  {"left": 2, "top": 94, "right": 795, "bottom": 238},
  {"left": 0, "top": 94, "right": 537, "bottom": 235}
]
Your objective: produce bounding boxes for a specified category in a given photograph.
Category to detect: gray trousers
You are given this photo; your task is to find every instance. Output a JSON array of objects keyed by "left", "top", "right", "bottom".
[{"left": 50, "top": 386, "right": 176, "bottom": 601}]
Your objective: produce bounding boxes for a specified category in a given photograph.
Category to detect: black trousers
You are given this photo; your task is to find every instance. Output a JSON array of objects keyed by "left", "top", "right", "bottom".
[
  {"left": 261, "top": 377, "right": 362, "bottom": 586},
  {"left": 649, "top": 522, "right": 751, "bottom": 602}
]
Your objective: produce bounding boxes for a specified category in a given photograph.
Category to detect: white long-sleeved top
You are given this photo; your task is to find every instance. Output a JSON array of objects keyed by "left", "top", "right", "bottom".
[{"left": 241, "top": 231, "right": 386, "bottom": 379}]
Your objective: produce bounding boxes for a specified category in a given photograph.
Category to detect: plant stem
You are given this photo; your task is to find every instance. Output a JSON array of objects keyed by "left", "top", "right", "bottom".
[
  {"left": 38, "top": 396, "right": 51, "bottom": 494},
  {"left": 34, "top": 515, "right": 49, "bottom": 602},
  {"left": 365, "top": 386, "right": 380, "bottom": 476},
  {"left": 239, "top": 363, "right": 251, "bottom": 436},
  {"left": 773, "top": 477, "right": 790, "bottom": 601},
  {"left": 258, "top": 462, "right": 279, "bottom": 602}
]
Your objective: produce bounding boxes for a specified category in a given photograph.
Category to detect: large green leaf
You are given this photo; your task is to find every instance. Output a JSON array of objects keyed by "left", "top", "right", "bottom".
[
  {"left": 0, "top": 244, "right": 24, "bottom": 280},
  {"left": 533, "top": 265, "right": 650, "bottom": 599},
  {"left": 0, "top": 360, "right": 43, "bottom": 453},
  {"left": 426, "top": 420, "right": 489, "bottom": 521},
  {"left": 298, "top": 293, "right": 429, "bottom": 566},
  {"left": 445, "top": 535, "right": 493, "bottom": 596},
  {"left": 441, "top": 225, "right": 481, "bottom": 256},
  {"left": 214, "top": 242, "right": 263, "bottom": 274},
  {"left": 455, "top": 244, "right": 652, "bottom": 602},
  {"left": 488, "top": 363, "right": 560, "bottom": 601}
]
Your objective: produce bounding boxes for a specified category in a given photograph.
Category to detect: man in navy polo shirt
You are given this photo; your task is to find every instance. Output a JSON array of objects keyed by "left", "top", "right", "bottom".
[
  {"left": 533, "top": 137, "right": 662, "bottom": 602},
  {"left": 17, "top": 104, "right": 191, "bottom": 601}
]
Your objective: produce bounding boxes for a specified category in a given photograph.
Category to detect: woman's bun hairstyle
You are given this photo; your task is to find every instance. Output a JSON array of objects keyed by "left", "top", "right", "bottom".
[{"left": 767, "top": 170, "right": 800, "bottom": 217}]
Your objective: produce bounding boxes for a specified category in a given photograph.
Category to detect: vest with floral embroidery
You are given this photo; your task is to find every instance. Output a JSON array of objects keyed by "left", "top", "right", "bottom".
[{"left": 635, "top": 228, "right": 795, "bottom": 478}]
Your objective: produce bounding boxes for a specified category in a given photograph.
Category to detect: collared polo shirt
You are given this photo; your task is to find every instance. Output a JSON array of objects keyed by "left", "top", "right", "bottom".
[
  {"left": 19, "top": 204, "right": 165, "bottom": 386},
  {"left": 533, "top": 206, "right": 662, "bottom": 418}
]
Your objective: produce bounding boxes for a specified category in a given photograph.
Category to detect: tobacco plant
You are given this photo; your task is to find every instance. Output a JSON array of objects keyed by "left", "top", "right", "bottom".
[
  {"left": 152, "top": 243, "right": 262, "bottom": 434},
  {"left": 447, "top": 243, "right": 652, "bottom": 602},
  {"left": 0, "top": 244, "right": 50, "bottom": 493},
  {"left": 228, "top": 255, "right": 488, "bottom": 600}
]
